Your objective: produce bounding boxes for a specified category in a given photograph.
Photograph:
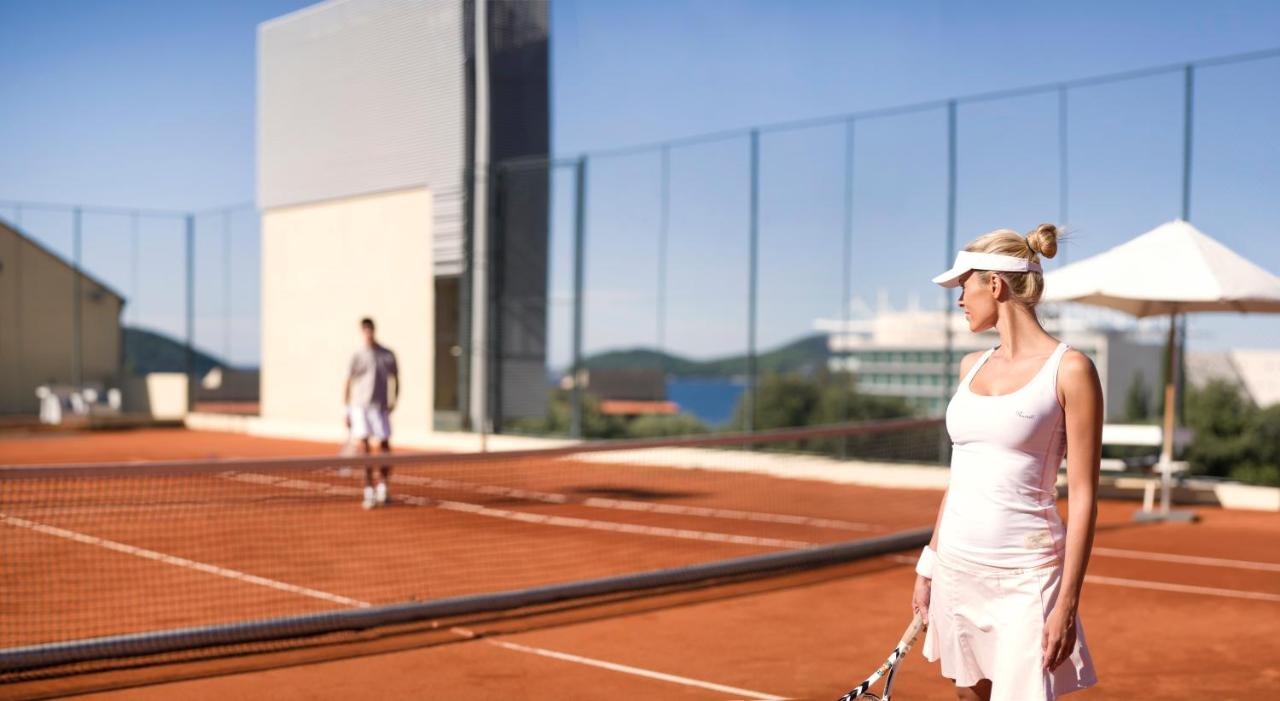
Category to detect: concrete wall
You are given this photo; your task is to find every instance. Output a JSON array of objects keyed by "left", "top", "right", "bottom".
[
  {"left": 0, "top": 223, "right": 124, "bottom": 414},
  {"left": 260, "top": 187, "right": 434, "bottom": 439},
  {"left": 1098, "top": 334, "right": 1164, "bottom": 421}
]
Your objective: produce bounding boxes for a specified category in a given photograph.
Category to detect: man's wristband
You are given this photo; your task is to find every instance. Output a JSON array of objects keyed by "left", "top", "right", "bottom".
[{"left": 915, "top": 546, "right": 937, "bottom": 579}]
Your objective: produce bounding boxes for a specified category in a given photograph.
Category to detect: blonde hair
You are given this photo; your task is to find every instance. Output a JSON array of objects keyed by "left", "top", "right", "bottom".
[{"left": 964, "top": 223, "right": 1060, "bottom": 307}]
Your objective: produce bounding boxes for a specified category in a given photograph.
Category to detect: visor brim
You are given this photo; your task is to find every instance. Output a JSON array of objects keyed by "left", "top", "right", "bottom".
[{"left": 931, "top": 266, "right": 968, "bottom": 288}]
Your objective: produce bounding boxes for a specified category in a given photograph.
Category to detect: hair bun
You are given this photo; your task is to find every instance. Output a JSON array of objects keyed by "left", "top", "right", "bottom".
[{"left": 1026, "top": 223, "right": 1059, "bottom": 259}]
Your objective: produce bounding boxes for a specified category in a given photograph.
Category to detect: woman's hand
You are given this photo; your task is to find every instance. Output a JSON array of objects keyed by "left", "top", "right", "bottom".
[
  {"left": 1041, "top": 603, "right": 1078, "bottom": 671},
  {"left": 911, "top": 575, "right": 931, "bottom": 621}
]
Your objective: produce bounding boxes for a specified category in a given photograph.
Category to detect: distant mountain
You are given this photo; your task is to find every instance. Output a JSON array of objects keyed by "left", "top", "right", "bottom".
[
  {"left": 123, "top": 327, "right": 232, "bottom": 376},
  {"left": 583, "top": 334, "right": 830, "bottom": 378}
]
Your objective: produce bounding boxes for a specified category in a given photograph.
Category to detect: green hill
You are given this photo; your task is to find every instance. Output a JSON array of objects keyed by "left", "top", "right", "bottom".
[
  {"left": 583, "top": 333, "right": 830, "bottom": 378},
  {"left": 123, "top": 327, "right": 231, "bottom": 376}
]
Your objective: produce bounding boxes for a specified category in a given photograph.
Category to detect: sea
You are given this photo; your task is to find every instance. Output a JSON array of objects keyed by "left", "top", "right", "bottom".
[{"left": 665, "top": 378, "right": 746, "bottom": 428}]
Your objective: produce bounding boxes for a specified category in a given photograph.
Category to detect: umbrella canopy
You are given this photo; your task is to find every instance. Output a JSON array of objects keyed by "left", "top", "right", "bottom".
[
  {"left": 1041, "top": 220, "right": 1280, "bottom": 520},
  {"left": 1043, "top": 219, "right": 1280, "bottom": 316}
]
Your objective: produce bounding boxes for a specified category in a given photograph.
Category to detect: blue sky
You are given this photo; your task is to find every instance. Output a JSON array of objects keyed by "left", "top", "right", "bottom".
[{"left": 2, "top": 0, "right": 1279, "bottom": 368}]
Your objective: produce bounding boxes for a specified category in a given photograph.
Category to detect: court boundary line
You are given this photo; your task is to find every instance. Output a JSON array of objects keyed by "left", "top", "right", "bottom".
[
  {"left": 886, "top": 554, "right": 1280, "bottom": 602},
  {"left": 0, "top": 513, "right": 371, "bottom": 609},
  {"left": 225, "top": 472, "right": 817, "bottom": 549},
  {"left": 385, "top": 472, "right": 882, "bottom": 532},
  {"left": 481, "top": 637, "right": 788, "bottom": 700},
  {"left": 1083, "top": 575, "right": 1280, "bottom": 602},
  {"left": 1091, "top": 546, "right": 1280, "bottom": 573}
]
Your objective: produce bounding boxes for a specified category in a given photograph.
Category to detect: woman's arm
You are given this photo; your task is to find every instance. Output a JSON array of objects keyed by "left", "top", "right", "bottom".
[
  {"left": 912, "top": 489, "right": 947, "bottom": 618},
  {"left": 912, "top": 350, "right": 983, "bottom": 617},
  {"left": 1043, "top": 350, "right": 1103, "bottom": 670}
]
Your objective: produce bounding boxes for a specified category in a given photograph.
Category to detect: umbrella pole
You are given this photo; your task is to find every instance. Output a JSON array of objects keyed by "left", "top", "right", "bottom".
[
  {"left": 1160, "top": 313, "right": 1176, "bottom": 468},
  {"left": 1135, "top": 311, "right": 1198, "bottom": 523}
]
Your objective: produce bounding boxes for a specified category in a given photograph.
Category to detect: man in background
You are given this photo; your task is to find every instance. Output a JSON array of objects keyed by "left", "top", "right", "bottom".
[{"left": 344, "top": 317, "right": 399, "bottom": 509}]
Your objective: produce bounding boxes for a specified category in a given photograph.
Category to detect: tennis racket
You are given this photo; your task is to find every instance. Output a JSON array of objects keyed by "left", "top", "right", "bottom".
[
  {"left": 836, "top": 612, "right": 926, "bottom": 701},
  {"left": 336, "top": 413, "right": 360, "bottom": 477}
]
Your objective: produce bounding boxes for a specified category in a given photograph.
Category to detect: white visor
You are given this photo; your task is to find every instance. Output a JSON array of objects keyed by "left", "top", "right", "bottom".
[{"left": 931, "top": 251, "right": 1043, "bottom": 288}]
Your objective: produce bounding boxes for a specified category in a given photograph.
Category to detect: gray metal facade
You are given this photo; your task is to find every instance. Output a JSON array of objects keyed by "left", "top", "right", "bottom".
[{"left": 257, "top": 0, "right": 467, "bottom": 275}]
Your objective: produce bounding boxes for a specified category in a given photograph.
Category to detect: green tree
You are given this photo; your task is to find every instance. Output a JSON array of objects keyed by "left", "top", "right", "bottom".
[
  {"left": 726, "top": 372, "right": 823, "bottom": 431},
  {"left": 626, "top": 413, "right": 709, "bottom": 438},
  {"left": 507, "top": 389, "right": 711, "bottom": 440},
  {"left": 1183, "top": 379, "right": 1256, "bottom": 479},
  {"left": 1247, "top": 403, "right": 1280, "bottom": 468},
  {"left": 506, "top": 389, "right": 629, "bottom": 439},
  {"left": 1235, "top": 403, "right": 1280, "bottom": 486},
  {"left": 727, "top": 370, "right": 916, "bottom": 432},
  {"left": 721, "top": 370, "right": 929, "bottom": 459},
  {"left": 814, "top": 371, "right": 916, "bottom": 424}
]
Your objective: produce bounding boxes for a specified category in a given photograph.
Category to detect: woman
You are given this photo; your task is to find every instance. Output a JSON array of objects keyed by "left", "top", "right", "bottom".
[{"left": 914, "top": 224, "right": 1101, "bottom": 701}]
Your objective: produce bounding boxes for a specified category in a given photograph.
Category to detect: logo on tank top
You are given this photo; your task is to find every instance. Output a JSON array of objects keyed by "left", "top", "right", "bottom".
[
  {"left": 1024, "top": 531, "right": 1054, "bottom": 549},
  {"left": 1015, "top": 409, "right": 1036, "bottom": 419}
]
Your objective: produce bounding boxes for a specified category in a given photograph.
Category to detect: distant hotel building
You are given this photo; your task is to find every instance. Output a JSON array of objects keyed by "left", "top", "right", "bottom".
[{"left": 816, "top": 298, "right": 1164, "bottom": 420}]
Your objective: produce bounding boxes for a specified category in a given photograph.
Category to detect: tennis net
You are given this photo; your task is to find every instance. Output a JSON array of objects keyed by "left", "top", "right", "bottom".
[{"left": 0, "top": 418, "right": 943, "bottom": 675}]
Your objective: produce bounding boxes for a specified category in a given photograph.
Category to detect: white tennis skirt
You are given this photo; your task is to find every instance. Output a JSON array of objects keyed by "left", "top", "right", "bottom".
[{"left": 922, "top": 549, "right": 1098, "bottom": 700}]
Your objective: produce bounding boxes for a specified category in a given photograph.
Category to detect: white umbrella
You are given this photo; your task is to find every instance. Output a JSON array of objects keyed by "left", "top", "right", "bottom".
[
  {"left": 1043, "top": 220, "right": 1280, "bottom": 519},
  {"left": 1045, "top": 220, "right": 1280, "bottom": 317}
]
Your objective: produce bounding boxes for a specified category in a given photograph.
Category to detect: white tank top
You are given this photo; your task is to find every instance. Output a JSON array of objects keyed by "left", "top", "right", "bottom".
[{"left": 938, "top": 342, "right": 1070, "bottom": 569}]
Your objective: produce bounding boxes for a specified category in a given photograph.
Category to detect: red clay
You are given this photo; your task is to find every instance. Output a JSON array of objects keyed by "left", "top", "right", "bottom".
[{"left": 2, "top": 428, "right": 1278, "bottom": 700}]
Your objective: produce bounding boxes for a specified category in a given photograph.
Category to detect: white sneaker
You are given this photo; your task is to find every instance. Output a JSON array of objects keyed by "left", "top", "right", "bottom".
[
  {"left": 362, "top": 486, "right": 376, "bottom": 510},
  {"left": 375, "top": 482, "right": 388, "bottom": 506}
]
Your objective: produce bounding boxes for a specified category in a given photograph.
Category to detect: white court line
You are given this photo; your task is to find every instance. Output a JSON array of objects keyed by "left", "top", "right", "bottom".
[
  {"left": 431, "top": 499, "right": 813, "bottom": 549},
  {"left": 390, "top": 474, "right": 567, "bottom": 504},
  {"left": 484, "top": 638, "right": 788, "bottom": 700},
  {"left": 228, "top": 473, "right": 814, "bottom": 550},
  {"left": 887, "top": 554, "right": 1280, "bottom": 603},
  {"left": 0, "top": 513, "right": 372, "bottom": 608},
  {"left": 1092, "top": 547, "right": 1280, "bottom": 573},
  {"left": 581, "top": 497, "right": 878, "bottom": 532},
  {"left": 1083, "top": 575, "right": 1280, "bottom": 603},
  {"left": 388, "top": 473, "right": 875, "bottom": 532}
]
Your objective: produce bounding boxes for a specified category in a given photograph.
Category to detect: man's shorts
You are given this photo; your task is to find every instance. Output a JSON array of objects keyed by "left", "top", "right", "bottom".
[{"left": 348, "top": 405, "right": 391, "bottom": 442}]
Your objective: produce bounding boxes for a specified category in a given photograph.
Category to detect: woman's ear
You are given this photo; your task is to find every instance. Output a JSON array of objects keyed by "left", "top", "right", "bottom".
[{"left": 988, "top": 273, "right": 1005, "bottom": 301}]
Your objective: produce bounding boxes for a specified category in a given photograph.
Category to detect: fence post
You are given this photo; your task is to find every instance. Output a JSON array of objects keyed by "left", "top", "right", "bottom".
[
  {"left": 657, "top": 146, "right": 669, "bottom": 357},
  {"left": 746, "top": 129, "right": 760, "bottom": 434},
  {"left": 840, "top": 119, "right": 855, "bottom": 458},
  {"left": 72, "top": 207, "right": 83, "bottom": 389},
  {"left": 1058, "top": 86, "right": 1069, "bottom": 265},
  {"left": 939, "top": 100, "right": 957, "bottom": 464},
  {"left": 185, "top": 213, "right": 195, "bottom": 413},
  {"left": 570, "top": 156, "right": 588, "bottom": 439}
]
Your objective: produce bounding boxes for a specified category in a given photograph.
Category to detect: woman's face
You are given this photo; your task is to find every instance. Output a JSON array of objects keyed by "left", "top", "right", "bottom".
[{"left": 957, "top": 270, "right": 999, "bottom": 332}]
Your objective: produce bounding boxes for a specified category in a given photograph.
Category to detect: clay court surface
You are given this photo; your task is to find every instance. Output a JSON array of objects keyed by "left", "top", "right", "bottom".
[{"left": 2, "top": 428, "right": 1278, "bottom": 700}]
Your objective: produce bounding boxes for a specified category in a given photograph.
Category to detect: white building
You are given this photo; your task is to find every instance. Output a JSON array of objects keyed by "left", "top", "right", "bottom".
[
  {"left": 256, "top": 0, "right": 549, "bottom": 441},
  {"left": 816, "top": 296, "right": 1165, "bottom": 419}
]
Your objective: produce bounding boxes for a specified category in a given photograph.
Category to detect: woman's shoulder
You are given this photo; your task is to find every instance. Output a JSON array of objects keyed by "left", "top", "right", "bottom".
[
  {"left": 1058, "top": 347, "right": 1096, "bottom": 373},
  {"left": 1056, "top": 347, "right": 1101, "bottom": 398},
  {"left": 957, "top": 349, "right": 989, "bottom": 379}
]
